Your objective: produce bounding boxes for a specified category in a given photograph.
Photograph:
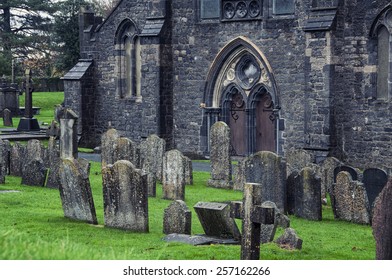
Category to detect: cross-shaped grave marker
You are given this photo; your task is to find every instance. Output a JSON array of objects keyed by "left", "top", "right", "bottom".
[{"left": 231, "top": 183, "right": 275, "bottom": 260}]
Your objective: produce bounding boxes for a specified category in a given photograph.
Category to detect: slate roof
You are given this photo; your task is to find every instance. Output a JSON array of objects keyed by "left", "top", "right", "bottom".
[
  {"left": 140, "top": 19, "right": 165, "bottom": 36},
  {"left": 303, "top": 9, "right": 337, "bottom": 32},
  {"left": 62, "top": 60, "right": 93, "bottom": 80}
]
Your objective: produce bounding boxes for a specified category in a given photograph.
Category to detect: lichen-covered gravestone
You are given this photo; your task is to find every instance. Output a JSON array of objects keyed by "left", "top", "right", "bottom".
[
  {"left": 372, "top": 178, "right": 392, "bottom": 260},
  {"left": 59, "top": 158, "right": 97, "bottom": 224},
  {"left": 184, "top": 156, "right": 193, "bottom": 185},
  {"left": 46, "top": 136, "right": 61, "bottom": 188},
  {"left": 163, "top": 200, "right": 191, "bottom": 235},
  {"left": 9, "top": 142, "right": 25, "bottom": 177},
  {"left": 207, "top": 121, "right": 232, "bottom": 189},
  {"left": 242, "top": 151, "right": 287, "bottom": 212},
  {"left": 0, "top": 139, "right": 10, "bottom": 183},
  {"left": 162, "top": 149, "right": 186, "bottom": 200},
  {"left": 140, "top": 134, "right": 165, "bottom": 181},
  {"left": 114, "top": 137, "right": 140, "bottom": 167},
  {"left": 287, "top": 167, "right": 322, "bottom": 221},
  {"left": 102, "top": 160, "right": 149, "bottom": 232},
  {"left": 332, "top": 171, "right": 370, "bottom": 224},
  {"left": 101, "top": 128, "right": 120, "bottom": 168},
  {"left": 320, "top": 157, "right": 341, "bottom": 199},
  {"left": 21, "top": 139, "right": 48, "bottom": 186},
  {"left": 285, "top": 148, "right": 313, "bottom": 175}
]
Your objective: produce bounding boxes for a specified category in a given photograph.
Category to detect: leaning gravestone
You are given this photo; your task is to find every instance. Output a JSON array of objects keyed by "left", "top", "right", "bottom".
[
  {"left": 101, "top": 128, "right": 120, "bottom": 167},
  {"left": 58, "top": 158, "right": 97, "bottom": 224},
  {"left": 46, "top": 136, "right": 61, "bottom": 188},
  {"left": 10, "top": 142, "right": 25, "bottom": 177},
  {"left": 363, "top": 168, "right": 388, "bottom": 212},
  {"left": 372, "top": 177, "right": 392, "bottom": 260},
  {"left": 140, "top": 134, "right": 165, "bottom": 181},
  {"left": 162, "top": 149, "right": 186, "bottom": 200},
  {"left": 320, "top": 157, "right": 341, "bottom": 199},
  {"left": 242, "top": 151, "right": 287, "bottom": 212},
  {"left": 163, "top": 200, "right": 191, "bottom": 235},
  {"left": 207, "top": 121, "right": 232, "bottom": 189},
  {"left": 102, "top": 160, "right": 149, "bottom": 232},
  {"left": 332, "top": 171, "right": 370, "bottom": 224},
  {"left": 194, "top": 201, "right": 240, "bottom": 240},
  {"left": 288, "top": 167, "right": 322, "bottom": 221}
]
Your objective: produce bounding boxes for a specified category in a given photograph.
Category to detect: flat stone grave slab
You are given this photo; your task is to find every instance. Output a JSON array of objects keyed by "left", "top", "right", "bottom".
[
  {"left": 0, "top": 190, "right": 20, "bottom": 193},
  {"left": 162, "top": 233, "right": 239, "bottom": 246}
]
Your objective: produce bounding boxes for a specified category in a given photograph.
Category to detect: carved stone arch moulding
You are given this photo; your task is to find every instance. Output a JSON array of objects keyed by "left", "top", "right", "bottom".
[
  {"left": 114, "top": 18, "right": 140, "bottom": 45},
  {"left": 370, "top": 5, "right": 392, "bottom": 37},
  {"left": 204, "top": 36, "right": 279, "bottom": 108}
]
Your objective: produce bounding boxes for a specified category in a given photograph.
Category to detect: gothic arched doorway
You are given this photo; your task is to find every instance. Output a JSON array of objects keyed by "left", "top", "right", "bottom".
[{"left": 201, "top": 37, "right": 281, "bottom": 156}]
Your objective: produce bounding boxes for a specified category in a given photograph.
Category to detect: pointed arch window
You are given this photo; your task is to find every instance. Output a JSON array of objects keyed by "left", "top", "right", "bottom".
[
  {"left": 377, "top": 26, "right": 389, "bottom": 100},
  {"left": 115, "top": 20, "right": 141, "bottom": 100}
]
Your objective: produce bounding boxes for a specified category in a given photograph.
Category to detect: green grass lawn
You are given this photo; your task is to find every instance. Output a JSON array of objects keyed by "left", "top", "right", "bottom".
[
  {"left": 0, "top": 163, "right": 375, "bottom": 260},
  {"left": 0, "top": 91, "right": 64, "bottom": 128}
]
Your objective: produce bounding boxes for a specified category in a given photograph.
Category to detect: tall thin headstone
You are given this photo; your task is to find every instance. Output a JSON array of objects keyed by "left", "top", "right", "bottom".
[
  {"left": 140, "top": 134, "right": 165, "bottom": 181},
  {"left": 10, "top": 142, "right": 25, "bottom": 177},
  {"left": 21, "top": 140, "right": 47, "bottom": 186},
  {"left": 102, "top": 160, "right": 149, "bottom": 232},
  {"left": 162, "top": 149, "right": 186, "bottom": 200},
  {"left": 207, "top": 122, "right": 232, "bottom": 189},
  {"left": 58, "top": 108, "right": 79, "bottom": 159},
  {"left": 101, "top": 128, "right": 120, "bottom": 168},
  {"left": 320, "top": 157, "right": 341, "bottom": 199},
  {"left": 46, "top": 136, "right": 61, "bottom": 188}
]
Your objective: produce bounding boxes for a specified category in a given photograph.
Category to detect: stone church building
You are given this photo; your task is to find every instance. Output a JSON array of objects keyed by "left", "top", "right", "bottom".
[{"left": 63, "top": 0, "right": 392, "bottom": 168}]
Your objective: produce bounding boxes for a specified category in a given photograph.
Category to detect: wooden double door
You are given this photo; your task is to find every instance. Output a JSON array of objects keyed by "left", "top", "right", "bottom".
[{"left": 222, "top": 87, "right": 276, "bottom": 156}]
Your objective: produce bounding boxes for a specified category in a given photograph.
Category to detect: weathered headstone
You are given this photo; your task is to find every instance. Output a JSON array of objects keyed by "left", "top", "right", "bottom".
[
  {"left": 46, "top": 136, "right": 61, "bottom": 188},
  {"left": 207, "top": 121, "right": 232, "bottom": 189},
  {"left": 162, "top": 149, "right": 186, "bottom": 200},
  {"left": 163, "top": 200, "right": 191, "bottom": 235},
  {"left": 194, "top": 201, "right": 240, "bottom": 240},
  {"left": 285, "top": 148, "right": 313, "bottom": 175},
  {"left": 331, "top": 171, "right": 370, "bottom": 224},
  {"left": 102, "top": 160, "right": 149, "bottom": 232},
  {"left": 231, "top": 183, "right": 275, "bottom": 260},
  {"left": 288, "top": 167, "right": 322, "bottom": 221},
  {"left": 21, "top": 140, "right": 48, "bottom": 186},
  {"left": 275, "top": 228, "right": 303, "bottom": 250},
  {"left": 101, "top": 128, "right": 120, "bottom": 168},
  {"left": 58, "top": 108, "right": 79, "bottom": 159},
  {"left": 9, "top": 142, "right": 25, "bottom": 177},
  {"left": 372, "top": 178, "right": 392, "bottom": 260},
  {"left": 259, "top": 201, "right": 278, "bottom": 244},
  {"left": 0, "top": 139, "right": 10, "bottom": 183},
  {"left": 140, "top": 134, "right": 165, "bottom": 181},
  {"left": 320, "top": 157, "right": 341, "bottom": 199},
  {"left": 233, "top": 159, "right": 245, "bottom": 190},
  {"left": 3, "top": 108, "right": 13, "bottom": 126},
  {"left": 114, "top": 137, "right": 140, "bottom": 167},
  {"left": 363, "top": 168, "right": 388, "bottom": 211},
  {"left": 242, "top": 151, "right": 287, "bottom": 212},
  {"left": 58, "top": 158, "right": 97, "bottom": 224},
  {"left": 46, "top": 120, "right": 60, "bottom": 138},
  {"left": 184, "top": 156, "right": 193, "bottom": 185}
]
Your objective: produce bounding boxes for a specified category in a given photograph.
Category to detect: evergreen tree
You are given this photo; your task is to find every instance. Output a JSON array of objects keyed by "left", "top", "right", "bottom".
[{"left": 0, "top": 0, "right": 55, "bottom": 76}]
